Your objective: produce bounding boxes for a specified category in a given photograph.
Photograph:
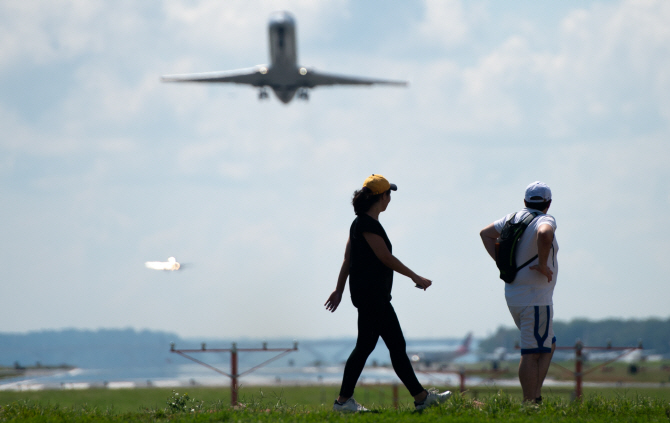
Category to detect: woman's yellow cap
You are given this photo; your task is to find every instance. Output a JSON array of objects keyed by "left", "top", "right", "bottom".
[{"left": 363, "top": 174, "right": 398, "bottom": 195}]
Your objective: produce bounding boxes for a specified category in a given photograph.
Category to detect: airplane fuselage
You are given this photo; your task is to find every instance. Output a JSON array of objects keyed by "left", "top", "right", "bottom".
[
  {"left": 407, "top": 333, "right": 473, "bottom": 368},
  {"left": 266, "top": 12, "right": 301, "bottom": 103},
  {"left": 269, "top": 12, "right": 297, "bottom": 69}
]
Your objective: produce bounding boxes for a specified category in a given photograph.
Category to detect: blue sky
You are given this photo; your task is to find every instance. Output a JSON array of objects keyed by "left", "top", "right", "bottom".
[{"left": 1, "top": 0, "right": 668, "bottom": 340}]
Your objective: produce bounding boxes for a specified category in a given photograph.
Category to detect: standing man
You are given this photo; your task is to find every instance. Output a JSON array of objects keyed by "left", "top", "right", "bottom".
[{"left": 480, "top": 181, "right": 559, "bottom": 404}]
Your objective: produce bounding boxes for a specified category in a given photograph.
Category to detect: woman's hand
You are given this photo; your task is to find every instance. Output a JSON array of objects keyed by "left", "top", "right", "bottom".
[
  {"left": 412, "top": 275, "right": 432, "bottom": 291},
  {"left": 325, "top": 290, "right": 343, "bottom": 312}
]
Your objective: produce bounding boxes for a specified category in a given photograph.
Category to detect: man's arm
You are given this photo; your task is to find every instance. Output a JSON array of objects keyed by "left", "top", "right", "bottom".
[
  {"left": 362, "top": 232, "right": 432, "bottom": 290},
  {"left": 324, "top": 237, "right": 351, "bottom": 312},
  {"left": 480, "top": 223, "right": 500, "bottom": 260},
  {"left": 529, "top": 224, "right": 554, "bottom": 282}
]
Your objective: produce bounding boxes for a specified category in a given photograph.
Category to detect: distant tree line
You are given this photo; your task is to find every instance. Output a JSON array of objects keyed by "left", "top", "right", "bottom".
[
  {"left": 479, "top": 317, "right": 670, "bottom": 354},
  {"left": 0, "top": 328, "right": 181, "bottom": 368}
]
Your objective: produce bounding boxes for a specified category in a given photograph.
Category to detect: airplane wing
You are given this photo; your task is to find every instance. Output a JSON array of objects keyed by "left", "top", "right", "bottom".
[
  {"left": 161, "top": 66, "right": 270, "bottom": 87},
  {"left": 299, "top": 69, "right": 407, "bottom": 88}
]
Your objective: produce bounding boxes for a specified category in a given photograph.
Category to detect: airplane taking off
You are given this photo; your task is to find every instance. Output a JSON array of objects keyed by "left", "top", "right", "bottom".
[
  {"left": 145, "top": 257, "right": 181, "bottom": 271},
  {"left": 407, "top": 332, "right": 473, "bottom": 369},
  {"left": 161, "top": 11, "right": 407, "bottom": 104}
]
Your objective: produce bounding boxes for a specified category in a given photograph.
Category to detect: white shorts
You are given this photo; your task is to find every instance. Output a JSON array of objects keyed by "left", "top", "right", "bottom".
[{"left": 508, "top": 305, "right": 555, "bottom": 355}]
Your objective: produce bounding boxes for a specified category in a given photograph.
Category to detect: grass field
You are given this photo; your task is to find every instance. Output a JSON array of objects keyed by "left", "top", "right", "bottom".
[
  {"left": 2, "top": 361, "right": 670, "bottom": 421},
  {"left": 1, "top": 384, "right": 669, "bottom": 422}
]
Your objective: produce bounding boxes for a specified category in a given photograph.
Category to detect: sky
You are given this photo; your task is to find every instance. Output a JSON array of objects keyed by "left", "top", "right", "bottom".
[{"left": 1, "top": 0, "right": 668, "bottom": 341}]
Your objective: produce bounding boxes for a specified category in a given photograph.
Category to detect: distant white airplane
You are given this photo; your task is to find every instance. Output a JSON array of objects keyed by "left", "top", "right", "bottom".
[
  {"left": 407, "top": 332, "right": 474, "bottom": 368},
  {"left": 161, "top": 11, "right": 407, "bottom": 104},
  {"left": 145, "top": 257, "right": 181, "bottom": 271}
]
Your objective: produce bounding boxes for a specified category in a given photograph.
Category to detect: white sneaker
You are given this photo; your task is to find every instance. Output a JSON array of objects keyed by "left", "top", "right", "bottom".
[
  {"left": 415, "top": 389, "right": 452, "bottom": 411},
  {"left": 333, "top": 397, "right": 369, "bottom": 412}
]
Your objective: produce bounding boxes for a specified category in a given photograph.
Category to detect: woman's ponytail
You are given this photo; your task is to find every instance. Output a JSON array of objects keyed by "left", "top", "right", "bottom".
[{"left": 352, "top": 188, "right": 384, "bottom": 215}]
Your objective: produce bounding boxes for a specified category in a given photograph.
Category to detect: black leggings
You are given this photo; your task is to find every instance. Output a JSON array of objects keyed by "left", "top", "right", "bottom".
[{"left": 339, "top": 302, "right": 424, "bottom": 398}]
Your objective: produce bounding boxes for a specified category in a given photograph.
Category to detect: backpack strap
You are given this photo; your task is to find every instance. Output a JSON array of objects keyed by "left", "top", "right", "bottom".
[{"left": 515, "top": 211, "right": 541, "bottom": 271}]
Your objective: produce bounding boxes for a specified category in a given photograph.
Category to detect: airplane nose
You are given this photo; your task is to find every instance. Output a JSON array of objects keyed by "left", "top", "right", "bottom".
[{"left": 272, "top": 87, "right": 296, "bottom": 104}]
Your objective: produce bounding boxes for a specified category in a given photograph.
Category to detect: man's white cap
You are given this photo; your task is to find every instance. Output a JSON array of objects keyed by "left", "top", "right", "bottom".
[{"left": 525, "top": 181, "right": 552, "bottom": 202}]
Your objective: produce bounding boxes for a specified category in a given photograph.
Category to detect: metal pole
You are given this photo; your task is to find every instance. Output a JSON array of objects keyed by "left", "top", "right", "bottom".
[
  {"left": 575, "top": 339, "right": 583, "bottom": 399},
  {"left": 170, "top": 341, "right": 297, "bottom": 408},
  {"left": 231, "top": 343, "right": 238, "bottom": 406}
]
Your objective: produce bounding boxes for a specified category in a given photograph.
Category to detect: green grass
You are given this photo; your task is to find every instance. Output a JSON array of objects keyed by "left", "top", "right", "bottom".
[{"left": 1, "top": 386, "right": 670, "bottom": 422}]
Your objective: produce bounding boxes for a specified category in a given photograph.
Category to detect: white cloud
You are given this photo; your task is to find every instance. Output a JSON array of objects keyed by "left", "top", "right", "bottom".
[
  {"left": 415, "top": 0, "right": 469, "bottom": 47},
  {"left": 0, "top": 2, "right": 106, "bottom": 67},
  {"left": 544, "top": 0, "right": 670, "bottom": 136},
  {"left": 399, "top": 0, "right": 670, "bottom": 138}
]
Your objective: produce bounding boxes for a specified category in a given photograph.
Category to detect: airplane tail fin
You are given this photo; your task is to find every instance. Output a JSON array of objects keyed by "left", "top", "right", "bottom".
[{"left": 456, "top": 332, "right": 473, "bottom": 353}]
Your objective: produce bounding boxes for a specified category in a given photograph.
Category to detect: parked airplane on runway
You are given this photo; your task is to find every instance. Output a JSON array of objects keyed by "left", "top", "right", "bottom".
[
  {"left": 407, "top": 332, "right": 473, "bottom": 369},
  {"left": 161, "top": 11, "right": 407, "bottom": 104}
]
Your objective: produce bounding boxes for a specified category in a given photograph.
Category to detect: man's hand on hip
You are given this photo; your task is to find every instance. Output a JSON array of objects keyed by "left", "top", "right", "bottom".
[{"left": 529, "top": 263, "right": 553, "bottom": 282}]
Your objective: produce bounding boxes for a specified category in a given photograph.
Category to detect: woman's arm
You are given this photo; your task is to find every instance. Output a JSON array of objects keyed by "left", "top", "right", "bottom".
[
  {"left": 362, "top": 232, "right": 432, "bottom": 290},
  {"left": 325, "top": 237, "right": 351, "bottom": 312}
]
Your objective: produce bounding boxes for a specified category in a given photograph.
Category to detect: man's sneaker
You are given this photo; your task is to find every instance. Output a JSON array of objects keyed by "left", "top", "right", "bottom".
[
  {"left": 333, "top": 398, "right": 369, "bottom": 413},
  {"left": 414, "top": 389, "right": 452, "bottom": 411}
]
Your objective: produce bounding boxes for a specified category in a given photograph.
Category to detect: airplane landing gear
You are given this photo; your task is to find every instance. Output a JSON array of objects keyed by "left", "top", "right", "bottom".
[
  {"left": 258, "top": 88, "right": 269, "bottom": 100},
  {"left": 297, "top": 88, "right": 309, "bottom": 101}
]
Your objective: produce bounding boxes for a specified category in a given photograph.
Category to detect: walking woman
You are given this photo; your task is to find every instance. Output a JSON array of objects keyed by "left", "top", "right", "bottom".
[{"left": 325, "top": 174, "right": 451, "bottom": 412}]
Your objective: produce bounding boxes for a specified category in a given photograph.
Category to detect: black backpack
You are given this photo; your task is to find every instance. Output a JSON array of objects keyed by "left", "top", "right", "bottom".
[{"left": 495, "top": 211, "right": 541, "bottom": 283}]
